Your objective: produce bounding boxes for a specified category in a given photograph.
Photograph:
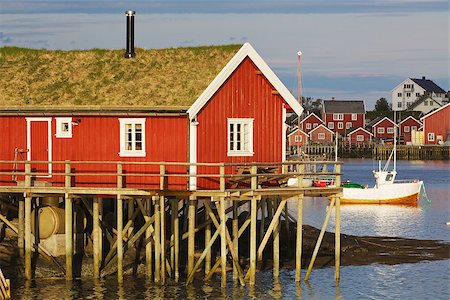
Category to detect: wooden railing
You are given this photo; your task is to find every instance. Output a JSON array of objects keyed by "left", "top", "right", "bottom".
[{"left": 0, "top": 160, "right": 342, "bottom": 191}]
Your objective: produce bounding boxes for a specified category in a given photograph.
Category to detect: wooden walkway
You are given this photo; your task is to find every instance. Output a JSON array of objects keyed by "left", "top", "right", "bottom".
[{"left": 0, "top": 159, "right": 343, "bottom": 287}]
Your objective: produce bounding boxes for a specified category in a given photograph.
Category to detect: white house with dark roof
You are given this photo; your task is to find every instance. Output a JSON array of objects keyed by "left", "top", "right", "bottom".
[{"left": 392, "top": 76, "right": 447, "bottom": 111}]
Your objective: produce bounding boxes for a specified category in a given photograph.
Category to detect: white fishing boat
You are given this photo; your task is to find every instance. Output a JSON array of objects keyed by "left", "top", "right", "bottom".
[{"left": 341, "top": 113, "right": 423, "bottom": 206}]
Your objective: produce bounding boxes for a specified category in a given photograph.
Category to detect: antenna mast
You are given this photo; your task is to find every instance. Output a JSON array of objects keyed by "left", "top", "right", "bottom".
[{"left": 297, "top": 50, "right": 302, "bottom": 158}]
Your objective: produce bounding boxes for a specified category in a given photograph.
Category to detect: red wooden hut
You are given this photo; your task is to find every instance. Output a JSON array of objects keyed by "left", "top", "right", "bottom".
[
  {"left": 0, "top": 43, "right": 303, "bottom": 191},
  {"left": 309, "top": 124, "right": 335, "bottom": 144},
  {"left": 372, "top": 117, "right": 397, "bottom": 141},
  {"left": 347, "top": 127, "right": 373, "bottom": 145},
  {"left": 398, "top": 116, "right": 421, "bottom": 144},
  {"left": 421, "top": 103, "right": 450, "bottom": 144},
  {"left": 288, "top": 127, "right": 309, "bottom": 148},
  {"left": 300, "top": 113, "right": 324, "bottom": 133}
]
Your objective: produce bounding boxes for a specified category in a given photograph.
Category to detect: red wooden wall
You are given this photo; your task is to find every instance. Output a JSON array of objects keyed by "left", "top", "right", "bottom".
[{"left": 423, "top": 104, "right": 450, "bottom": 144}]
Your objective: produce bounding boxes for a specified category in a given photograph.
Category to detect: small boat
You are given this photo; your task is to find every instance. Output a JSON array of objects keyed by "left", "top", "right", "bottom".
[
  {"left": 341, "top": 169, "right": 423, "bottom": 205},
  {"left": 341, "top": 112, "right": 423, "bottom": 205}
]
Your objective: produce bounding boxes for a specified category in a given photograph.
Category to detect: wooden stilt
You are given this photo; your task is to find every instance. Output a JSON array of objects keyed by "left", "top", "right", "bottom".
[
  {"left": 304, "top": 197, "right": 335, "bottom": 281},
  {"left": 98, "top": 198, "right": 103, "bottom": 267},
  {"left": 273, "top": 198, "right": 280, "bottom": 278},
  {"left": 145, "top": 198, "right": 153, "bottom": 280},
  {"left": 24, "top": 195, "right": 32, "bottom": 280},
  {"left": 335, "top": 195, "right": 341, "bottom": 282},
  {"left": 259, "top": 198, "right": 265, "bottom": 244},
  {"left": 295, "top": 194, "right": 303, "bottom": 282},
  {"left": 256, "top": 199, "right": 286, "bottom": 260},
  {"left": 205, "top": 198, "right": 212, "bottom": 276},
  {"left": 117, "top": 195, "right": 123, "bottom": 283},
  {"left": 93, "top": 197, "right": 100, "bottom": 278},
  {"left": 285, "top": 202, "right": 291, "bottom": 258},
  {"left": 160, "top": 196, "right": 166, "bottom": 283},
  {"left": 128, "top": 199, "right": 134, "bottom": 238},
  {"left": 173, "top": 199, "right": 179, "bottom": 281},
  {"left": 232, "top": 200, "right": 239, "bottom": 280},
  {"left": 220, "top": 197, "right": 227, "bottom": 287},
  {"left": 249, "top": 196, "right": 257, "bottom": 285},
  {"left": 65, "top": 194, "right": 73, "bottom": 280},
  {"left": 187, "top": 197, "right": 196, "bottom": 275},
  {"left": 154, "top": 196, "right": 161, "bottom": 282},
  {"left": 18, "top": 197, "right": 24, "bottom": 254}
]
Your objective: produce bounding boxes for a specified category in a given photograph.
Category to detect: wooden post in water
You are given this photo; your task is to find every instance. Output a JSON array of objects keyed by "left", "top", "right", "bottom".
[
  {"left": 18, "top": 196, "right": 24, "bottom": 254},
  {"left": 160, "top": 196, "right": 166, "bottom": 283},
  {"left": 145, "top": 198, "right": 153, "bottom": 280},
  {"left": 249, "top": 165, "right": 258, "bottom": 285},
  {"left": 273, "top": 197, "right": 280, "bottom": 278},
  {"left": 24, "top": 194, "right": 32, "bottom": 280},
  {"left": 187, "top": 196, "right": 196, "bottom": 276},
  {"left": 295, "top": 194, "right": 303, "bottom": 282},
  {"left": 65, "top": 193, "right": 73, "bottom": 280},
  {"left": 93, "top": 197, "right": 100, "bottom": 278},
  {"left": 335, "top": 194, "right": 341, "bottom": 282},
  {"left": 220, "top": 197, "right": 227, "bottom": 287},
  {"left": 98, "top": 198, "right": 103, "bottom": 267},
  {"left": 172, "top": 199, "right": 179, "bottom": 281},
  {"left": 154, "top": 196, "right": 161, "bottom": 282},
  {"left": 117, "top": 195, "right": 123, "bottom": 283},
  {"left": 232, "top": 200, "right": 239, "bottom": 281},
  {"left": 205, "top": 198, "right": 212, "bottom": 276}
]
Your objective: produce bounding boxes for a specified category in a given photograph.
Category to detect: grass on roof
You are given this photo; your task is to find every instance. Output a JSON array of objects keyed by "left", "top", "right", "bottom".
[{"left": 0, "top": 45, "right": 241, "bottom": 107}]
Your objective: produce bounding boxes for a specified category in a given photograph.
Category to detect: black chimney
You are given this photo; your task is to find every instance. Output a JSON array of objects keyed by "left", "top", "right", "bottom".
[{"left": 125, "top": 10, "right": 135, "bottom": 58}]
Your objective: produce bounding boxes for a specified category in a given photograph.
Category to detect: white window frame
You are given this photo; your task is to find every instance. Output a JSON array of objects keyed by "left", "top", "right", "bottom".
[
  {"left": 397, "top": 102, "right": 402, "bottom": 108},
  {"left": 428, "top": 132, "right": 435, "bottom": 141},
  {"left": 346, "top": 122, "right": 352, "bottom": 129},
  {"left": 356, "top": 135, "right": 364, "bottom": 142},
  {"left": 318, "top": 133, "right": 325, "bottom": 140},
  {"left": 227, "top": 118, "right": 254, "bottom": 157},
  {"left": 404, "top": 125, "right": 410, "bottom": 133},
  {"left": 306, "top": 123, "right": 311, "bottom": 130},
  {"left": 377, "top": 127, "right": 385, "bottom": 134},
  {"left": 351, "top": 114, "right": 357, "bottom": 121},
  {"left": 333, "top": 113, "right": 343, "bottom": 121},
  {"left": 387, "top": 127, "right": 394, "bottom": 134},
  {"left": 313, "top": 123, "right": 318, "bottom": 128},
  {"left": 294, "top": 135, "right": 302, "bottom": 143},
  {"left": 119, "top": 118, "right": 146, "bottom": 157},
  {"left": 411, "top": 126, "right": 417, "bottom": 132},
  {"left": 328, "top": 122, "right": 334, "bottom": 129},
  {"left": 338, "top": 122, "right": 343, "bottom": 129},
  {"left": 55, "top": 117, "right": 72, "bottom": 138}
]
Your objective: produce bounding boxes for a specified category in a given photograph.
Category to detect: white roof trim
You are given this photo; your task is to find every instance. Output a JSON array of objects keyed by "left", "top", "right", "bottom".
[
  {"left": 187, "top": 43, "right": 303, "bottom": 119},
  {"left": 420, "top": 102, "right": 450, "bottom": 121},
  {"left": 398, "top": 115, "right": 421, "bottom": 126},
  {"left": 347, "top": 127, "right": 373, "bottom": 137},
  {"left": 300, "top": 112, "right": 324, "bottom": 125},
  {"left": 287, "top": 127, "right": 307, "bottom": 137},
  {"left": 371, "top": 116, "right": 398, "bottom": 128},
  {"left": 309, "top": 124, "right": 335, "bottom": 136}
]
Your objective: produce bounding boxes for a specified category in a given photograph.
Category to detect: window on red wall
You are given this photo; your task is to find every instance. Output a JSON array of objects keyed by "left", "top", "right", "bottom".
[
  {"left": 318, "top": 133, "right": 325, "bottom": 140},
  {"left": 378, "top": 127, "right": 385, "bottom": 134},
  {"left": 351, "top": 114, "right": 357, "bottom": 121},
  {"left": 356, "top": 135, "right": 364, "bottom": 142},
  {"left": 428, "top": 132, "right": 435, "bottom": 141}
]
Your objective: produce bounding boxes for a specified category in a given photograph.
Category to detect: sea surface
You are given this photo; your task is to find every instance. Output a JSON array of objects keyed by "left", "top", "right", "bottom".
[{"left": 12, "top": 159, "right": 450, "bottom": 299}]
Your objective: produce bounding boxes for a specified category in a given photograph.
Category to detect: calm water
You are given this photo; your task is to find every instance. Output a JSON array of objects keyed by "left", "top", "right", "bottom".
[{"left": 12, "top": 159, "right": 450, "bottom": 299}]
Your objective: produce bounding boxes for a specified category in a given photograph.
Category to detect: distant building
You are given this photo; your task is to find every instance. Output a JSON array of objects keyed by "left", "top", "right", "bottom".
[
  {"left": 300, "top": 113, "right": 324, "bottom": 133},
  {"left": 392, "top": 77, "right": 446, "bottom": 112},
  {"left": 372, "top": 117, "right": 397, "bottom": 141},
  {"left": 398, "top": 116, "right": 421, "bottom": 144},
  {"left": 421, "top": 103, "right": 450, "bottom": 145},
  {"left": 321, "top": 100, "right": 365, "bottom": 134},
  {"left": 287, "top": 127, "right": 309, "bottom": 153},
  {"left": 309, "top": 124, "right": 335, "bottom": 144},
  {"left": 347, "top": 127, "right": 373, "bottom": 145},
  {"left": 407, "top": 96, "right": 442, "bottom": 115}
]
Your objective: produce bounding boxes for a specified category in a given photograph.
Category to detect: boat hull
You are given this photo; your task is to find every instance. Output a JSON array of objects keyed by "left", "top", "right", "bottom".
[{"left": 341, "top": 181, "right": 422, "bottom": 205}]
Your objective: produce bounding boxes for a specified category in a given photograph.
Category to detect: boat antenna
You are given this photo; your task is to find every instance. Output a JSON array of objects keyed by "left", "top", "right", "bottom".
[{"left": 297, "top": 50, "right": 302, "bottom": 158}]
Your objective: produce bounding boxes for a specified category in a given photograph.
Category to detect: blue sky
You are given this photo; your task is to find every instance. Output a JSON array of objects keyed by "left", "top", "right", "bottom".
[{"left": 1, "top": 0, "right": 448, "bottom": 109}]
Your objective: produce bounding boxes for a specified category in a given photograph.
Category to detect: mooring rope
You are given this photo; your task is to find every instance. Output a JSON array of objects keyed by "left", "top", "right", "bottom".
[{"left": 420, "top": 183, "right": 431, "bottom": 204}]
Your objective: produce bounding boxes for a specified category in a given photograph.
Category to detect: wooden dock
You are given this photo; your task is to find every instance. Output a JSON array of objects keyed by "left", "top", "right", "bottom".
[{"left": 0, "top": 159, "right": 343, "bottom": 287}]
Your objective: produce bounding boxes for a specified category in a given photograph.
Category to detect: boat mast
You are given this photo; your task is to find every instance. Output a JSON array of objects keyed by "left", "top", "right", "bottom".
[
  {"left": 297, "top": 50, "right": 302, "bottom": 158},
  {"left": 393, "top": 111, "right": 397, "bottom": 171}
]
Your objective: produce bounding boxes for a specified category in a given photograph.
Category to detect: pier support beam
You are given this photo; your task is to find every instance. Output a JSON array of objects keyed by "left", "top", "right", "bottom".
[
  {"left": 249, "top": 196, "right": 257, "bottom": 285},
  {"left": 232, "top": 200, "right": 239, "bottom": 281},
  {"left": 145, "top": 198, "right": 153, "bottom": 280},
  {"left": 18, "top": 197, "right": 24, "bottom": 254},
  {"left": 295, "top": 194, "right": 303, "bottom": 282},
  {"left": 172, "top": 199, "right": 179, "bottom": 281},
  {"left": 204, "top": 198, "right": 212, "bottom": 276},
  {"left": 160, "top": 196, "right": 166, "bottom": 283},
  {"left": 93, "top": 197, "right": 100, "bottom": 278},
  {"left": 220, "top": 197, "right": 227, "bottom": 287},
  {"left": 187, "top": 196, "right": 196, "bottom": 276},
  {"left": 24, "top": 195, "right": 32, "bottom": 280},
  {"left": 65, "top": 194, "right": 73, "bottom": 280},
  {"left": 154, "top": 196, "right": 161, "bottom": 282},
  {"left": 117, "top": 196, "right": 123, "bottom": 283},
  {"left": 335, "top": 194, "right": 341, "bottom": 282},
  {"left": 273, "top": 198, "right": 280, "bottom": 278}
]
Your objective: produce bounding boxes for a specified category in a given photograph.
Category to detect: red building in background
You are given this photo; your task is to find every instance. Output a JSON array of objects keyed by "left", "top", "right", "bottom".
[
  {"left": 300, "top": 113, "right": 323, "bottom": 133},
  {"left": 309, "top": 124, "right": 335, "bottom": 144},
  {"left": 372, "top": 117, "right": 397, "bottom": 141},
  {"left": 347, "top": 127, "right": 373, "bottom": 145},
  {"left": 321, "top": 100, "right": 365, "bottom": 134},
  {"left": 421, "top": 103, "right": 450, "bottom": 145},
  {"left": 398, "top": 116, "right": 421, "bottom": 144}
]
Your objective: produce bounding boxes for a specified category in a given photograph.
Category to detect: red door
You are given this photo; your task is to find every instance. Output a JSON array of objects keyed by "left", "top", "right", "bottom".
[{"left": 29, "top": 120, "right": 51, "bottom": 176}]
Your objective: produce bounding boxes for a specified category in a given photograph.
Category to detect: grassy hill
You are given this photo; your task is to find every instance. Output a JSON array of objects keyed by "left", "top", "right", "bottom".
[{"left": 0, "top": 45, "right": 241, "bottom": 108}]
